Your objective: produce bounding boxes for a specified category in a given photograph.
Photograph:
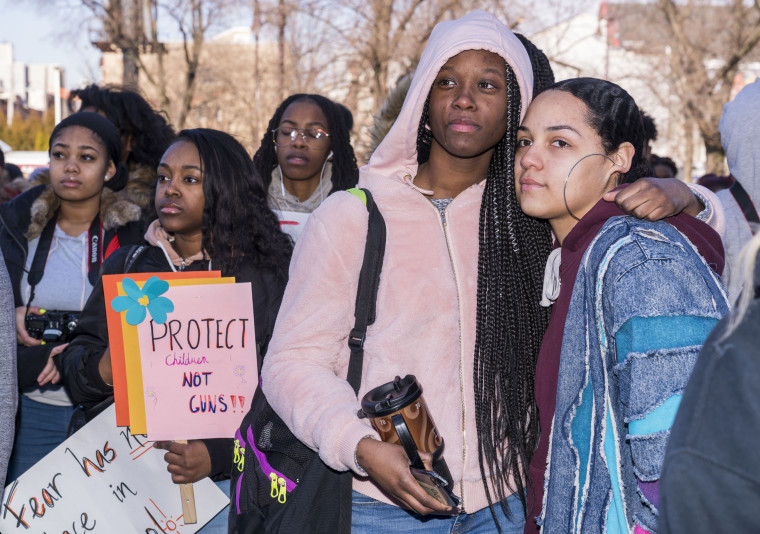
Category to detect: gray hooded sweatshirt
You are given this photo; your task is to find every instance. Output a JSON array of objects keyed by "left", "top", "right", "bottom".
[
  {"left": 717, "top": 79, "right": 760, "bottom": 300},
  {"left": 0, "top": 250, "right": 18, "bottom": 488}
]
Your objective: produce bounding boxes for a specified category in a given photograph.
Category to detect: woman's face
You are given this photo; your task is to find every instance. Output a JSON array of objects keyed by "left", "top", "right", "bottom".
[
  {"left": 427, "top": 49, "right": 509, "bottom": 158},
  {"left": 275, "top": 99, "right": 331, "bottom": 182},
  {"left": 155, "top": 140, "right": 205, "bottom": 235},
  {"left": 515, "top": 90, "right": 624, "bottom": 224},
  {"left": 49, "top": 126, "right": 115, "bottom": 203}
]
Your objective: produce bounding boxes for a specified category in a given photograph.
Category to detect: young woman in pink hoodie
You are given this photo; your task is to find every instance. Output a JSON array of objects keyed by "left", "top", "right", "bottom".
[{"left": 255, "top": 10, "right": 718, "bottom": 533}]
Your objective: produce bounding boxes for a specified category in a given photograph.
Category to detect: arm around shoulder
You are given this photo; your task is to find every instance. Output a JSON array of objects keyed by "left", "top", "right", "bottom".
[{"left": 686, "top": 182, "right": 725, "bottom": 237}]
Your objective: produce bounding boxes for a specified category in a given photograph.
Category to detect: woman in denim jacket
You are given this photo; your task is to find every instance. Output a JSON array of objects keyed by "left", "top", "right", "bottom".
[{"left": 515, "top": 77, "right": 730, "bottom": 533}]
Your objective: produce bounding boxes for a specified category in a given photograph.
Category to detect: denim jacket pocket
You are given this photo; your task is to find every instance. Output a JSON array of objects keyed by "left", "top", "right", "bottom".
[{"left": 626, "top": 429, "right": 670, "bottom": 481}]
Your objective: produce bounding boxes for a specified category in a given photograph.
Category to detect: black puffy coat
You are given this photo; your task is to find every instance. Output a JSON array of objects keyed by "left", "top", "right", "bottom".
[{"left": 0, "top": 184, "right": 145, "bottom": 388}]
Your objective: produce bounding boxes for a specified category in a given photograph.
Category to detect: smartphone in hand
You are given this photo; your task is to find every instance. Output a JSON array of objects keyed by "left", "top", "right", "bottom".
[{"left": 410, "top": 467, "right": 462, "bottom": 515}]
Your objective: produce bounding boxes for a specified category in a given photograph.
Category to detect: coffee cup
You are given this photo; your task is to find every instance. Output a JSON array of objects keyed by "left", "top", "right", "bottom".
[
  {"left": 360, "top": 375, "right": 461, "bottom": 511},
  {"left": 360, "top": 375, "right": 443, "bottom": 463}
]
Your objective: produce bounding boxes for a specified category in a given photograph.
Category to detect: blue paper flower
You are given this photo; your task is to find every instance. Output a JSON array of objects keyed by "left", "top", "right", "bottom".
[{"left": 111, "top": 276, "right": 174, "bottom": 325}]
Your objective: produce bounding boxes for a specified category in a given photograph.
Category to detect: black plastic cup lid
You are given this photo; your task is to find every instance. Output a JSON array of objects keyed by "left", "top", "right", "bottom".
[{"left": 361, "top": 375, "right": 423, "bottom": 417}]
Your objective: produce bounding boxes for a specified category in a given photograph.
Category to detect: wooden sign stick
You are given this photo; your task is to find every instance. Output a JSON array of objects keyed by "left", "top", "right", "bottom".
[{"left": 176, "top": 440, "right": 198, "bottom": 524}]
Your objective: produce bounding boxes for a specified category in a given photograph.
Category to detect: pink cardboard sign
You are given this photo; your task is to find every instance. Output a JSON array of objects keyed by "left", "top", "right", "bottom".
[{"left": 135, "top": 282, "right": 257, "bottom": 440}]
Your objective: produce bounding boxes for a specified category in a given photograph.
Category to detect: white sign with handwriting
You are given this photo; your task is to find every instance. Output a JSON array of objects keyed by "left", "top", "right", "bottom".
[{"left": 0, "top": 405, "right": 228, "bottom": 533}]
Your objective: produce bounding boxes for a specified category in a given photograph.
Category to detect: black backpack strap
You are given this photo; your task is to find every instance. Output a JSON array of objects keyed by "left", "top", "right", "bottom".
[
  {"left": 337, "top": 188, "right": 385, "bottom": 534},
  {"left": 730, "top": 180, "right": 760, "bottom": 229},
  {"left": 345, "top": 188, "right": 386, "bottom": 394},
  {"left": 123, "top": 245, "right": 149, "bottom": 273}
]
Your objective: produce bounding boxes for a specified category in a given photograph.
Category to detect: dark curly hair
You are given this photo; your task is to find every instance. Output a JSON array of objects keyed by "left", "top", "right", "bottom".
[
  {"left": 640, "top": 110, "right": 658, "bottom": 143},
  {"left": 253, "top": 94, "right": 358, "bottom": 194},
  {"left": 651, "top": 154, "right": 678, "bottom": 177},
  {"left": 69, "top": 84, "right": 175, "bottom": 170},
  {"left": 416, "top": 62, "right": 553, "bottom": 527},
  {"left": 547, "top": 78, "right": 650, "bottom": 183},
  {"left": 175, "top": 128, "right": 292, "bottom": 280}
]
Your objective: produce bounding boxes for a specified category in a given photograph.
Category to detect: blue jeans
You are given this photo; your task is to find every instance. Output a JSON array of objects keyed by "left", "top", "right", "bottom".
[
  {"left": 351, "top": 490, "right": 525, "bottom": 533},
  {"left": 200, "top": 478, "right": 230, "bottom": 532},
  {"left": 7, "top": 395, "right": 75, "bottom": 482}
]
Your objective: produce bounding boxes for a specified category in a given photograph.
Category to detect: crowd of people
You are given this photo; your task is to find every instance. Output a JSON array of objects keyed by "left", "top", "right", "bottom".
[{"left": 1, "top": 9, "right": 758, "bottom": 534}]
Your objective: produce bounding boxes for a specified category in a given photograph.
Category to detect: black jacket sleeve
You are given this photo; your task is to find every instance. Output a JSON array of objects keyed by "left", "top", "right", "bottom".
[
  {"left": 659, "top": 309, "right": 760, "bottom": 533},
  {"left": 245, "top": 266, "right": 287, "bottom": 374},
  {"left": 203, "top": 438, "right": 235, "bottom": 479},
  {"left": 17, "top": 343, "right": 58, "bottom": 389},
  {"left": 56, "top": 247, "right": 132, "bottom": 409}
]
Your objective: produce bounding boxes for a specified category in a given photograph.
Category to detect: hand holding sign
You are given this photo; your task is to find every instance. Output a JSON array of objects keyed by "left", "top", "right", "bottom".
[
  {"left": 104, "top": 274, "right": 257, "bottom": 523},
  {"left": 154, "top": 440, "right": 213, "bottom": 484},
  {"left": 134, "top": 282, "right": 256, "bottom": 441}
]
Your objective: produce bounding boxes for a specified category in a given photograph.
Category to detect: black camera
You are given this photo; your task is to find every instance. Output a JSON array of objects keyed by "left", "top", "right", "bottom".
[{"left": 25, "top": 311, "right": 80, "bottom": 342}]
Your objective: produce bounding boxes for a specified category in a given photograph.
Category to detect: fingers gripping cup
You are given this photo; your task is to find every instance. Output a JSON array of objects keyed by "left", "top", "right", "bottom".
[{"left": 360, "top": 375, "right": 461, "bottom": 510}]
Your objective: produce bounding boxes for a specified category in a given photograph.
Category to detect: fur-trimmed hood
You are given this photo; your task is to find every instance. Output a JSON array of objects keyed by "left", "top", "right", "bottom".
[
  {"left": 25, "top": 184, "right": 142, "bottom": 240},
  {"left": 0, "top": 183, "right": 146, "bottom": 308},
  {"left": 364, "top": 72, "right": 414, "bottom": 162}
]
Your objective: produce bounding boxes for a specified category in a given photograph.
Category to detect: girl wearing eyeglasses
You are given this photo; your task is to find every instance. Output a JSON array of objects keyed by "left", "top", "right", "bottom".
[{"left": 253, "top": 94, "right": 359, "bottom": 241}]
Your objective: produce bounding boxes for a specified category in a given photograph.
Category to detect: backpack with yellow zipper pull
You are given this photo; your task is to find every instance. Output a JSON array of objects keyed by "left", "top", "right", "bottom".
[{"left": 229, "top": 188, "right": 386, "bottom": 534}]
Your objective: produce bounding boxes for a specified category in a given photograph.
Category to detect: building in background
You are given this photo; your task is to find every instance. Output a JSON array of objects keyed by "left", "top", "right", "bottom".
[
  {"left": 0, "top": 42, "right": 67, "bottom": 126},
  {"left": 530, "top": 2, "right": 760, "bottom": 180}
]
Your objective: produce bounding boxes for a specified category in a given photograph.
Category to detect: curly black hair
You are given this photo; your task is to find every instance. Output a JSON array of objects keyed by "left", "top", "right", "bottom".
[
  {"left": 69, "top": 84, "right": 175, "bottom": 170},
  {"left": 415, "top": 63, "right": 553, "bottom": 527},
  {"left": 650, "top": 154, "right": 678, "bottom": 177},
  {"left": 253, "top": 94, "right": 358, "bottom": 194},
  {"left": 640, "top": 110, "right": 658, "bottom": 143},
  {"left": 547, "top": 78, "right": 650, "bottom": 183},
  {"left": 175, "top": 128, "right": 292, "bottom": 280}
]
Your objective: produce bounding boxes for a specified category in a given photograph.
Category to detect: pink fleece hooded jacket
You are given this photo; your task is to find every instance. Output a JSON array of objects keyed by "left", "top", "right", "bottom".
[{"left": 261, "top": 10, "right": 534, "bottom": 513}]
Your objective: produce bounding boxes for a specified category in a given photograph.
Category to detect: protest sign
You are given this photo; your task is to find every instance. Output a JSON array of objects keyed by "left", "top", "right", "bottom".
[
  {"left": 123, "top": 277, "right": 236, "bottom": 435},
  {"left": 0, "top": 405, "right": 228, "bottom": 533},
  {"left": 102, "top": 272, "right": 227, "bottom": 430},
  {"left": 135, "top": 282, "right": 257, "bottom": 441}
]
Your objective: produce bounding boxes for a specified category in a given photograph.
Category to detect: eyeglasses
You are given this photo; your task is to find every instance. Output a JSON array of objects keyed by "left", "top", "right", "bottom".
[{"left": 272, "top": 126, "right": 331, "bottom": 148}]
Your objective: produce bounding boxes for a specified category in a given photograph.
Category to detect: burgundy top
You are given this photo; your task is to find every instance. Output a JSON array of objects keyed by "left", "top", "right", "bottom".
[{"left": 523, "top": 193, "right": 724, "bottom": 533}]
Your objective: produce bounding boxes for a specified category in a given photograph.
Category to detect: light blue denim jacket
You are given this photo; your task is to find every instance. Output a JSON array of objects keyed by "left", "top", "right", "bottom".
[{"left": 540, "top": 216, "right": 729, "bottom": 533}]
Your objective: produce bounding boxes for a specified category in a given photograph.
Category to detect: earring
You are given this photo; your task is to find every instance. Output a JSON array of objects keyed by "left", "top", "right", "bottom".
[
  {"left": 563, "top": 153, "right": 616, "bottom": 221},
  {"left": 327, "top": 151, "right": 334, "bottom": 160},
  {"left": 105, "top": 175, "right": 111, "bottom": 181}
]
